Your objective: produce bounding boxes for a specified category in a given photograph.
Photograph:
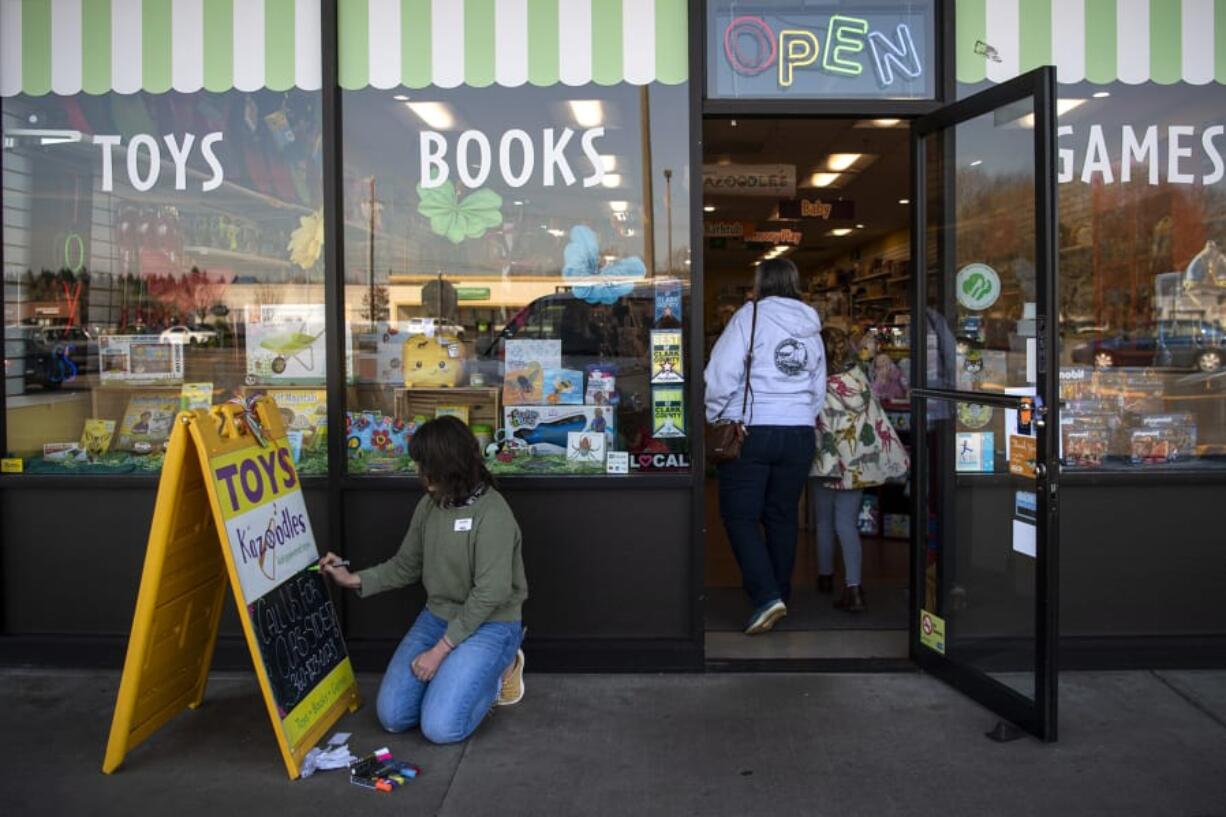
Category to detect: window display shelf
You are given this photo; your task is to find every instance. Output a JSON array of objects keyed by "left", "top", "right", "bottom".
[{"left": 184, "top": 245, "right": 293, "bottom": 269}]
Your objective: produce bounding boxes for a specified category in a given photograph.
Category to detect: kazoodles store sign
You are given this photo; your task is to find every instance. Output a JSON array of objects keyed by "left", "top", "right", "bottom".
[{"left": 708, "top": 3, "right": 934, "bottom": 99}]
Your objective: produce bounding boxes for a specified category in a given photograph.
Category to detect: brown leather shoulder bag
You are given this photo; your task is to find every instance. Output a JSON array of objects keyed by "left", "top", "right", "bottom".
[{"left": 705, "top": 299, "right": 757, "bottom": 465}]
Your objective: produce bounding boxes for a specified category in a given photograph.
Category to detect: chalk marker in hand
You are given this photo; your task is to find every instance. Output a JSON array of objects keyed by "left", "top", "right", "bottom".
[{"left": 310, "top": 559, "right": 350, "bottom": 572}]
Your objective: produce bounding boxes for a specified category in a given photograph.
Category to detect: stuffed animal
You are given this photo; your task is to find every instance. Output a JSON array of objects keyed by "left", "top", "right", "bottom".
[{"left": 402, "top": 334, "right": 465, "bottom": 387}]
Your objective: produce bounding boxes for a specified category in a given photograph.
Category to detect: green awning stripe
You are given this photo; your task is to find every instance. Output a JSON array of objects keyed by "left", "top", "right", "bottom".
[
  {"left": 1083, "top": 0, "right": 1117, "bottom": 85},
  {"left": 202, "top": 0, "right": 233, "bottom": 94},
  {"left": 955, "top": 0, "right": 987, "bottom": 84},
  {"left": 265, "top": 0, "right": 297, "bottom": 92},
  {"left": 464, "top": 0, "right": 496, "bottom": 88},
  {"left": 1150, "top": 0, "right": 1182, "bottom": 85},
  {"left": 81, "top": 0, "right": 112, "bottom": 96},
  {"left": 338, "top": 0, "right": 369, "bottom": 90},
  {"left": 591, "top": 0, "right": 623, "bottom": 86},
  {"left": 526, "top": 0, "right": 559, "bottom": 86},
  {"left": 402, "top": 0, "right": 433, "bottom": 89},
  {"left": 142, "top": 0, "right": 173, "bottom": 95},
  {"left": 21, "top": 0, "right": 52, "bottom": 97},
  {"left": 1017, "top": 0, "right": 1051, "bottom": 75},
  {"left": 654, "top": 0, "right": 688, "bottom": 85}
]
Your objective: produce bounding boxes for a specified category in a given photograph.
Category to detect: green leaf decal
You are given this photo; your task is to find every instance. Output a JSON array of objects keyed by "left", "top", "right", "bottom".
[{"left": 417, "top": 181, "right": 504, "bottom": 244}]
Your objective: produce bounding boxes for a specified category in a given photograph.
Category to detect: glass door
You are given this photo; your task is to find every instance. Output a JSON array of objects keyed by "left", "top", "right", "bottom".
[{"left": 909, "top": 67, "right": 1059, "bottom": 741}]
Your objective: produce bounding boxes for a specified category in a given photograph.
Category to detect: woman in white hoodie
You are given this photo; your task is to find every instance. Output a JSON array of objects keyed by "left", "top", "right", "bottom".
[{"left": 705, "top": 259, "right": 826, "bottom": 635}]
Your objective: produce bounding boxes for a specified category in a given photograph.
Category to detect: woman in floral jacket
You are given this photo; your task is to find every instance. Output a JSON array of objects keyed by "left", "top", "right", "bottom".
[{"left": 811, "top": 328, "right": 909, "bottom": 612}]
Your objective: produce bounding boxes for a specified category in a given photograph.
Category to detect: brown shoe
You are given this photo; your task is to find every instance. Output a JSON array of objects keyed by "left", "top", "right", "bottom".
[
  {"left": 834, "top": 585, "right": 866, "bottom": 613},
  {"left": 817, "top": 575, "right": 834, "bottom": 595}
]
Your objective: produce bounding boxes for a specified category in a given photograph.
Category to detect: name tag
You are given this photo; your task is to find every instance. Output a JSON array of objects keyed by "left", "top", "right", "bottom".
[{"left": 454, "top": 518, "right": 473, "bottom": 532}]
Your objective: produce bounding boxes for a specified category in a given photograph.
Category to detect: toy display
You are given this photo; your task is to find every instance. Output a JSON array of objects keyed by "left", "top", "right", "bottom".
[
  {"left": 566, "top": 432, "right": 606, "bottom": 464},
  {"left": 542, "top": 369, "right": 583, "bottom": 405},
  {"left": 353, "top": 322, "right": 410, "bottom": 385},
  {"left": 244, "top": 304, "right": 327, "bottom": 384},
  {"left": 99, "top": 335, "right": 184, "bottom": 384},
  {"left": 503, "top": 405, "right": 613, "bottom": 455},
  {"left": 401, "top": 334, "right": 465, "bottom": 388},
  {"left": 584, "top": 366, "right": 617, "bottom": 406},
  {"left": 179, "top": 382, "right": 214, "bottom": 411},
  {"left": 80, "top": 419, "right": 117, "bottom": 462},
  {"left": 346, "top": 412, "right": 412, "bottom": 472}
]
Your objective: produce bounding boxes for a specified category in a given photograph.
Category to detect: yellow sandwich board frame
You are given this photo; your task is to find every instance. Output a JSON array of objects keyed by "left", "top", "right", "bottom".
[{"left": 103, "top": 399, "right": 360, "bottom": 779}]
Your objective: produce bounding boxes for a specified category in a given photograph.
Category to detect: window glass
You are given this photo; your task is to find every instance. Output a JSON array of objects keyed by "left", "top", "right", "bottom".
[
  {"left": 956, "top": 80, "right": 1226, "bottom": 470},
  {"left": 3, "top": 89, "right": 327, "bottom": 474},
  {"left": 340, "top": 83, "right": 692, "bottom": 475}
]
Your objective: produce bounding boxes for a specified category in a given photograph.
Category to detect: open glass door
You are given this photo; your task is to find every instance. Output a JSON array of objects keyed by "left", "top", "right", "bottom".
[{"left": 909, "top": 67, "right": 1059, "bottom": 741}]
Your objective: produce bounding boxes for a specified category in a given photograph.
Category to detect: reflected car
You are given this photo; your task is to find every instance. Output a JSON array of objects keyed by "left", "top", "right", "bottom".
[
  {"left": 159, "top": 324, "right": 218, "bottom": 345},
  {"left": 1070, "top": 320, "right": 1225, "bottom": 372}
]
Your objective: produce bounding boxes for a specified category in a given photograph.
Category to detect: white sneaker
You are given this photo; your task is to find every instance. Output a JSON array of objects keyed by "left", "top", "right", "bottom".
[{"left": 745, "top": 600, "right": 787, "bottom": 635}]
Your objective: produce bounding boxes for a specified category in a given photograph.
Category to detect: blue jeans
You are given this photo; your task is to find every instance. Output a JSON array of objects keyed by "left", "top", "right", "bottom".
[
  {"left": 376, "top": 609, "right": 523, "bottom": 744},
  {"left": 717, "top": 425, "right": 817, "bottom": 608},
  {"left": 813, "top": 484, "right": 864, "bottom": 587}
]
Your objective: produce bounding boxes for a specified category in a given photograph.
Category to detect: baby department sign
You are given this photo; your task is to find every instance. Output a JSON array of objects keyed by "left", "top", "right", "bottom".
[{"left": 212, "top": 440, "right": 316, "bottom": 600}]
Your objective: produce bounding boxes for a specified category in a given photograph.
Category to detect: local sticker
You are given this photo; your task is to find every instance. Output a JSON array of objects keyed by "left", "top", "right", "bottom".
[
  {"left": 920, "top": 609, "right": 946, "bottom": 654},
  {"left": 955, "top": 263, "right": 1001, "bottom": 311}
]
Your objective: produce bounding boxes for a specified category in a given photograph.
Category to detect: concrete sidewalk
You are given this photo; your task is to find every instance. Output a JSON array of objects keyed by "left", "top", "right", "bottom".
[{"left": 2, "top": 668, "right": 1224, "bottom": 817}]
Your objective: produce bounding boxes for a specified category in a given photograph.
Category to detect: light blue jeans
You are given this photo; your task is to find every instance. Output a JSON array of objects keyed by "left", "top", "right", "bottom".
[
  {"left": 813, "top": 484, "right": 864, "bottom": 587},
  {"left": 376, "top": 609, "right": 523, "bottom": 744}
]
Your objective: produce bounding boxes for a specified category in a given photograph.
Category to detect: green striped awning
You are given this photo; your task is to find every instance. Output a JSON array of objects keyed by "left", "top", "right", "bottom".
[
  {"left": 338, "top": 0, "right": 689, "bottom": 89},
  {"left": 0, "top": 0, "right": 688, "bottom": 98},
  {"left": 957, "top": 0, "right": 1226, "bottom": 85},
  {"left": 1, "top": 0, "right": 323, "bottom": 97}
]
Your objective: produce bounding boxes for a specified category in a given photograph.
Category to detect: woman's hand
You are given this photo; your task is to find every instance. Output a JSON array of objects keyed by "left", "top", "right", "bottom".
[
  {"left": 319, "top": 552, "right": 361, "bottom": 590},
  {"left": 411, "top": 639, "right": 453, "bottom": 682}
]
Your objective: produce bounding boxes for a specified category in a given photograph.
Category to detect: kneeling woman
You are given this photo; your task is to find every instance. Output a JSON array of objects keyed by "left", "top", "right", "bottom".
[{"left": 320, "top": 417, "right": 527, "bottom": 744}]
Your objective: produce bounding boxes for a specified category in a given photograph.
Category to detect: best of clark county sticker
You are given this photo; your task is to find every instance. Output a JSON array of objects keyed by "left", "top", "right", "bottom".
[{"left": 212, "top": 441, "right": 317, "bottom": 600}]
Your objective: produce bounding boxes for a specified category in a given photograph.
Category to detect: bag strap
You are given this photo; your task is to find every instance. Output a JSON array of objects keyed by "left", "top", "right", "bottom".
[{"left": 740, "top": 299, "right": 758, "bottom": 424}]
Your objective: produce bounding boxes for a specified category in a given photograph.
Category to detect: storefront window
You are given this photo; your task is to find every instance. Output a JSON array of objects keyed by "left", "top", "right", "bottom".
[
  {"left": 956, "top": 9, "right": 1226, "bottom": 471},
  {"left": 3, "top": 8, "right": 327, "bottom": 475},
  {"left": 340, "top": 80, "right": 691, "bottom": 476},
  {"left": 707, "top": 0, "right": 936, "bottom": 100}
]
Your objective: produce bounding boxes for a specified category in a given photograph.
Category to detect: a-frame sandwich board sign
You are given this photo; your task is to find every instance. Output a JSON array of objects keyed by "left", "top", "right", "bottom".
[{"left": 103, "top": 399, "right": 360, "bottom": 778}]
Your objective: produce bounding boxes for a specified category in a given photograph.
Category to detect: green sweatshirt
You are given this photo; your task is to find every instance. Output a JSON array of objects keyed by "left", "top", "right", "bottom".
[{"left": 356, "top": 488, "right": 527, "bottom": 645}]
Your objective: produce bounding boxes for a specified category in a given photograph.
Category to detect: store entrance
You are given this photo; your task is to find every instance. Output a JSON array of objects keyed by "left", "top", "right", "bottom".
[{"left": 702, "top": 117, "right": 914, "bottom": 663}]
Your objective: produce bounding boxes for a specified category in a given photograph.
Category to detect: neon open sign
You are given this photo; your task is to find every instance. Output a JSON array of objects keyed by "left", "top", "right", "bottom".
[{"left": 708, "top": 4, "right": 933, "bottom": 99}]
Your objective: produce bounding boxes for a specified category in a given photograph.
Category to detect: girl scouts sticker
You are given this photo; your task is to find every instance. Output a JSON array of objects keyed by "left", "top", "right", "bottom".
[{"left": 956, "top": 263, "right": 1001, "bottom": 311}]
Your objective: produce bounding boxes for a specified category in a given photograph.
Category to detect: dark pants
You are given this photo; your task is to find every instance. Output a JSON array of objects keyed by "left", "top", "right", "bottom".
[{"left": 717, "top": 425, "right": 817, "bottom": 608}]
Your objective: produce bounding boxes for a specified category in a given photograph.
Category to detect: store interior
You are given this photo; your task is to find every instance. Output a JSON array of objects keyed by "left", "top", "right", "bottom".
[{"left": 701, "top": 117, "right": 915, "bottom": 661}]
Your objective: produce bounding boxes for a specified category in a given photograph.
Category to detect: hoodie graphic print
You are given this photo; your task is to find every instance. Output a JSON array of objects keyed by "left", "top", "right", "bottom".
[{"left": 704, "top": 297, "right": 826, "bottom": 427}]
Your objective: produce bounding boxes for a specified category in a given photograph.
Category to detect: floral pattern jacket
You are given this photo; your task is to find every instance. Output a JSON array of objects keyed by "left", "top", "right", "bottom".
[{"left": 812, "top": 366, "right": 910, "bottom": 490}]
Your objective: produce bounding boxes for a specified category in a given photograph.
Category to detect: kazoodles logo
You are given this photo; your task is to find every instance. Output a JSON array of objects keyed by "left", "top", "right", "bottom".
[
  {"left": 233, "top": 502, "right": 310, "bottom": 583},
  {"left": 722, "top": 14, "right": 924, "bottom": 89}
]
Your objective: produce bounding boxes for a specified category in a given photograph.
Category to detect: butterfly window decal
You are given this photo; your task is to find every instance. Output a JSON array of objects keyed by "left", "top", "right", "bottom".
[
  {"left": 417, "top": 180, "right": 504, "bottom": 244},
  {"left": 561, "top": 225, "right": 646, "bottom": 305}
]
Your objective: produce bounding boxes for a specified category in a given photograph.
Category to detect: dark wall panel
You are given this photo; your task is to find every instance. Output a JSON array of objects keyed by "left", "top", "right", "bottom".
[
  {"left": 1060, "top": 480, "right": 1226, "bottom": 637},
  {"left": 342, "top": 486, "right": 694, "bottom": 641},
  {"left": 2, "top": 484, "right": 330, "bottom": 637}
]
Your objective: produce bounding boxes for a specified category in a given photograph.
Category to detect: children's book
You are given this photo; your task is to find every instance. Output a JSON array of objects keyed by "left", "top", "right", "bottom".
[
  {"left": 79, "top": 419, "right": 117, "bottom": 461},
  {"left": 115, "top": 395, "right": 178, "bottom": 452},
  {"left": 542, "top": 368, "right": 584, "bottom": 405},
  {"left": 264, "top": 389, "right": 328, "bottom": 447}
]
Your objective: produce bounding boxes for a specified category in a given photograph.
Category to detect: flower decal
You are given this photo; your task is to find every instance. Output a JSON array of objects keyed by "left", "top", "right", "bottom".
[
  {"left": 288, "top": 209, "right": 324, "bottom": 269},
  {"left": 417, "top": 181, "right": 503, "bottom": 244},
  {"left": 371, "top": 429, "right": 392, "bottom": 451},
  {"left": 562, "top": 225, "right": 646, "bottom": 305}
]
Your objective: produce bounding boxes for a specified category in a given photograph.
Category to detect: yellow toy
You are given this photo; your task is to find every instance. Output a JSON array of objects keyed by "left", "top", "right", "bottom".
[{"left": 402, "top": 334, "right": 465, "bottom": 387}]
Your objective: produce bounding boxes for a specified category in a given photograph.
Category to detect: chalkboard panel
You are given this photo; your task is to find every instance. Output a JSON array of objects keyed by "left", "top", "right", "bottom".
[{"left": 248, "top": 569, "right": 347, "bottom": 717}]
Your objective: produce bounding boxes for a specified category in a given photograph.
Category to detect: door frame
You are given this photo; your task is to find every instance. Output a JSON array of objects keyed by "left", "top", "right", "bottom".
[{"left": 907, "top": 66, "right": 1060, "bottom": 740}]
